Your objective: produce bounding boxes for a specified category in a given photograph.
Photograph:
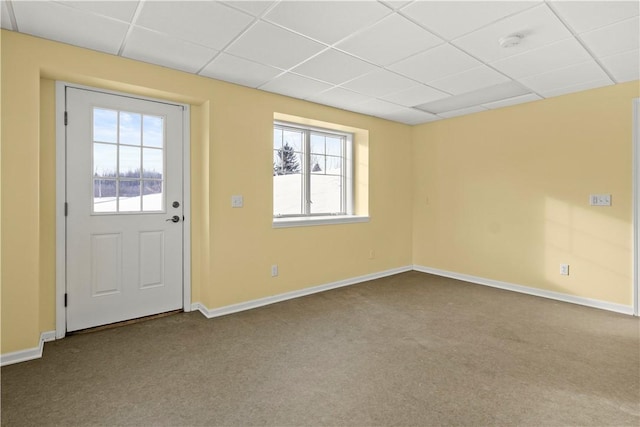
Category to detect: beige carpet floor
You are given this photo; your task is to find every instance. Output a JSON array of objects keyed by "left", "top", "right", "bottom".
[{"left": 1, "top": 271, "right": 639, "bottom": 426}]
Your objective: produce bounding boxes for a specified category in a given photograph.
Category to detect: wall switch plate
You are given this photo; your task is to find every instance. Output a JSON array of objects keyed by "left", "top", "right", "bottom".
[
  {"left": 589, "top": 194, "right": 611, "bottom": 206},
  {"left": 560, "top": 264, "right": 570, "bottom": 276},
  {"left": 231, "top": 195, "right": 243, "bottom": 208},
  {"left": 271, "top": 264, "right": 278, "bottom": 277}
]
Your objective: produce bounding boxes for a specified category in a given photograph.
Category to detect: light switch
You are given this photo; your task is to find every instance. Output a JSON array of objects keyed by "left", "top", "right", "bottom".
[
  {"left": 589, "top": 194, "right": 611, "bottom": 206},
  {"left": 231, "top": 195, "right": 243, "bottom": 208}
]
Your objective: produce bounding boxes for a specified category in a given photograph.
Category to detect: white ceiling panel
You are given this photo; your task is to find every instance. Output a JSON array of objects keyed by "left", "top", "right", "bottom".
[
  {"left": 428, "top": 66, "right": 510, "bottom": 95},
  {"left": 540, "top": 78, "right": 614, "bottom": 98},
  {"left": 12, "top": 0, "right": 129, "bottom": 54},
  {"left": 438, "top": 105, "right": 488, "bottom": 119},
  {"left": 336, "top": 14, "right": 443, "bottom": 66},
  {"left": 1, "top": 1, "right": 13, "bottom": 30},
  {"left": 292, "top": 49, "right": 377, "bottom": 85},
  {"left": 380, "top": 1, "right": 413, "bottom": 11},
  {"left": 389, "top": 43, "right": 481, "bottom": 84},
  {"left": 380, "top": 108, "right": 441, "bottom": 125},
  {"left": 123, "top": 27, "right": 217, "bottom": 74},
  {"left": 57, "top": 1, "right": 139, "bottom": 23},
  {"left": 402, "top": 1, "right": 539, "bottom": 40},
  {"left": 259, "top": 73, "right": 332, "bottom": 100},
  {"left": 482, "top": 93, "right": 542, "bottom": 109},
  {"left": 380, "top": 84, "right": 449, "bottom": 107},
  {"left": 519, "top": 60, "right": 612, "bottom": 94},
  {"left": 342, "top": 69, "right": 418, "bottom": 98},
  {"left": 579, "top": 16, "right": 640, "bottom": 58},
  {"left": 136, "top": 1, "right": 253, "bottom": 51},
  {"left": 222, "top": 1, "right": 275, "bottom": 17},
  {"left": 550, "top": 1, "right": 639, "bottom": 34},
  {"left": 226, "top": 21, "right": 325, "bottom": 69},
  {"left": 199, "top": 53, "right": 282, "bottom": 88},
  {"left": 491, "top": 37, "right": 592, "bottom": 79},
  {"left": 264, "top": 1, "right": 390, "bottom": 44},
  {"left": 453, "top": 4, "right": 573, "bottom": 63},
  {"left": 307, "top": 87, "right": 372, "bottom": 110},
  {"left": 351, "top": 98, "right": 405, "bottom": 116},
  {"left": 599, "top": 49, "right": 640, "bottom": 83}
]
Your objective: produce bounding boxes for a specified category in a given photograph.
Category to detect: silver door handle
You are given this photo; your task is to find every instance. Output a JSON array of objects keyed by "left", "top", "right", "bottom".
[{"left": 166, "top": 215, "right": 180, "bottom": 223}]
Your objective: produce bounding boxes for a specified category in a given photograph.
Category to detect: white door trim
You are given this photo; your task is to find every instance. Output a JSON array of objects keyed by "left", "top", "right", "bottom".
[
  {"left": 55, "top": 81, "right": 191, "bottom": 338},
  {"left": 633, "top": 97, "right": 639, "bottom": 316}
]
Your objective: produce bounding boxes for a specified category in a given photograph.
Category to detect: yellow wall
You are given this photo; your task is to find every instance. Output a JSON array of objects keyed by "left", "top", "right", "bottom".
[
  {"left": 412, "top": 81, "right": 640, "bottom": 304},
  {"left": 0, "top": 30, "right": 413, "bottom": 354}
]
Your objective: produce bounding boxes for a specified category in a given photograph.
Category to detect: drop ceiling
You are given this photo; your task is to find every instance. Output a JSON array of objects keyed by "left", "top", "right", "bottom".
[{"left": 1, "top": 0, "right": 638, "bottom": 124}]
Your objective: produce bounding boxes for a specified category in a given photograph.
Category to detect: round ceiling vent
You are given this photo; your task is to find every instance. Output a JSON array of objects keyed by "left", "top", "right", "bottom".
[{"left": 499, "top": 33, "right": 524, "bottom": 48}]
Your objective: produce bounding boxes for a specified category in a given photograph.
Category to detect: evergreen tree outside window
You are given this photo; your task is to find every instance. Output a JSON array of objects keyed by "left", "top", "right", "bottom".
[{"left": 273, "top": 122, "right": 353, "bottom": 218}]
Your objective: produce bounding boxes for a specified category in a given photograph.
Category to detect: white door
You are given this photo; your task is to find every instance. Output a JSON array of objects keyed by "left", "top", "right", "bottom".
[{"left": 65, "top": 87, "right": 184, "bottom": 331}]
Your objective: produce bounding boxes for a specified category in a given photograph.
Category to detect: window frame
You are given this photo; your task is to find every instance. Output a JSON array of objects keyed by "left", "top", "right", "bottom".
[{"left": 273, "top": 120, "right": 354, "bottom": 220}]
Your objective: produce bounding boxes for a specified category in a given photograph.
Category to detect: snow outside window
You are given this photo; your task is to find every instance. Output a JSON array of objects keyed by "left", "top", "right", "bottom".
[{"left": 273, "top": 122, "right": 353, "bottom": 218}]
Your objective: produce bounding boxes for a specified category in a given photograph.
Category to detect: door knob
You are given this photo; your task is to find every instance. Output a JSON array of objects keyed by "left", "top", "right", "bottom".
[{"left": 166, "top": 215, "right": 180, "bottom": 223}]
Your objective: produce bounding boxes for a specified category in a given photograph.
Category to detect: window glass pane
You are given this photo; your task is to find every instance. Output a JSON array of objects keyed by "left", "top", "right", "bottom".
[
  {"left": 310, "top": 134, "right": 325, "bottom": 154},
  {"left": 274, "top": 172, "right": 303, "bottom": 216},
  {"left": 311, "top": 154, "right": 325, "bottom": 174},
  {"left": 118, "top": 180, "right": 141, "bottom": 212},
  {"left": 93, "top": 179, "right": 117, "bottom": 213},
  {"left": 274, "top": 147, "right": 302, "bottom": 176},
  {"left": 93, "top": 109, "right": 117, "bottom": 143},
  {"left": 310, "top": 174, "right": 342, "bottom": 214},
  {"left": 273, "top": 128, "right": 283, "bottom": 150},
  {"left": 93, "top": 143, "right": 117, "bottom": 178},
  {"left": 119, "top": 146, "right": 141, "bottom": 178},
  {"left": 325, "top": 156, "right": 342, "bottom": 175},
  {"left": 326, "top": 137, "right": 342, "bottom": 156},
  {"left": 143, "top": 148, "right": 163, "bottom": 179},
  {"left": 120, "top": 112, "right": 141, "bottom": 146},
  {"left": 142, "top": 180, "right": 163, "bottom": 212},
  {"left": 283, "top": 130, "right": 303, "bottom": 152},
  {"left": 143, "top": 115, "right": 163, "bottom": 148}
]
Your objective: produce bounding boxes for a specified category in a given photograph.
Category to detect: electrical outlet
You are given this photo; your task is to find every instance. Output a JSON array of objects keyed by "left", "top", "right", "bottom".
[
  {"left": 589, "top": 194, "right": 611, "bottom": 206},
  {"left": 271, "top": 264, "right": 278, "bottom": 277},
  {"left": 560, "top": 264, "right": 570, "bottom": 276}
]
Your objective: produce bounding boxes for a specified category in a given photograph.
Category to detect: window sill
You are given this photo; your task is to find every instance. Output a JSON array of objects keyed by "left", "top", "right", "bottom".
[{"left": 272, "top": 215, "right": 370, "bottom": 229}]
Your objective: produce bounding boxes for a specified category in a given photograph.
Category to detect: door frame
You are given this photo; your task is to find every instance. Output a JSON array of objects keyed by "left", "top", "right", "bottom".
[
  {"left": 634, "top": 97, "right": 639, "bottom": 316},
  {"left": 55, "top": 81, "right": 192, "bottom": 338}
]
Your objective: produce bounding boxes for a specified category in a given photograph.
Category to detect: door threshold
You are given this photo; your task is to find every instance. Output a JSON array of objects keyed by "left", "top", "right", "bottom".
[{"left": 68, "top": 309, "right": 183, "bottom": 335}]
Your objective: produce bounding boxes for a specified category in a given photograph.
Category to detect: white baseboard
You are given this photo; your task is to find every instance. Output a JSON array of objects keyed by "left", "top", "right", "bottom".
[
  {"left": 413, "top": 265, "right": 635, "bottom": 315},
  {"left": 192, "top": 265, "right": 413, "bottom": 318},
  {"left": 1, "top": 330, "right": 56, "bottom": 367}
]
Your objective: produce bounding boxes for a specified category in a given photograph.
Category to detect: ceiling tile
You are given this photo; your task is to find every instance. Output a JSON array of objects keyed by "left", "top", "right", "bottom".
[
  {"left": 482, "top": 93, "right": 542, "bottom": 109},
  {"left": 307, "top": 87, "right": 372, "bottom": 110},
  {"left": 540, "top": 78, "right": 614, "bottom": 98},
  {"left": 438, "top": 105, "right": 488, "bottom": 119},
  {"left": 199, "top": 53, "right": 283, "bottom": 88},
  {"left": 259, "top": 73, "right": 332, "bottom": 100},
  {"left": 380, "top": 84, "right": 449, "bottom": 107},
  {"left": 222, "top": 1, "right": 275, "bottom": 17},
  {"left": 291, "top": 49, "right": 377, "bottom": 85},
  {"left": 1, "top": 1, "right": 13, "bottom": 30},
  {"left": 264, "top": 1, "right": 391, "bottom": 44},
  {"left": 518, "top": 60, "right": 612, "bottom": 94},
  {"left": 379, "top": 108, "right": 440, "bottom": 125},
  {"left": 12, "top": 0, "right": 129, "bottom": 54},
  {"left": 491, "top": 37, "right": 592, "bottom": 79},
  {"left": 57, "top": 1, "right": 139, "bottom": 22},
  {"left": 599, "top": 49, "right": 640, "bottom": 83},
  {"left": 122, "top": 27, "right": 217, "bottom": 73},
  {"left": 350, "top": 99, "right": 404, "bottom": 117},
  {"left": 402, "top": 1, "right": 539, "bottom": 40},
  {"left": 336, "top": 14, "right": 443, "bottom": 66},
  {"left": 428, "top": 66, "right": 510, "bottom": 95},
  {"left": 388, "top": 44, "right": 481, "bottom": 84},
  {"left": 226, "top": 21, "right": 325, "bottom": 69},
  {"left": 136, "top": 1, "right": 253, "bottom": 51},
  {"left": 549, "top": 1, "right": 639, "bottom": 34},
  {"left": 453, "top": 4, "right": 573, "bottom": 63},
  {"left": 341, "top": 69, "right": 417, "bottom": 98},
  {"left": 579, "top": 16, "right": 640, "bottom": 58}
]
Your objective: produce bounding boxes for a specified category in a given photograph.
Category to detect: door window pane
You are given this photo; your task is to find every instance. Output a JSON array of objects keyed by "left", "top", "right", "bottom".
[
  {"left": 119, "top": 146, "right": 141, "bottom": 178},
  {"left": 93, "top": 179, "right": 117, "bottom": 213},
  {"left": 142, "top": 180, "right": 163, "bottom": 212},
  {"left": 142, "top": 115, "right": 163, "bottom": 148},
  {"left": 143, "top": 148, "right": 163, "bottom": 179},
  {"left": 93, "top": 143, "right": 117, "bottom": 178},
  {"left": 119, "top": 112, "right": 141, "bottom": 145},
  {"left": 119, "top": 180, "right": 141, "bottom": 212},
  {"left": 93, "top": 109, "right": 117, "bottom": 143}
]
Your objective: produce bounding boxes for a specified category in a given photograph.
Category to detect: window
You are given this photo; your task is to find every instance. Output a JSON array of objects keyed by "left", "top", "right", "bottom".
[{"left": 273, "top": 121, "right": 353, "bottom": 219}]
